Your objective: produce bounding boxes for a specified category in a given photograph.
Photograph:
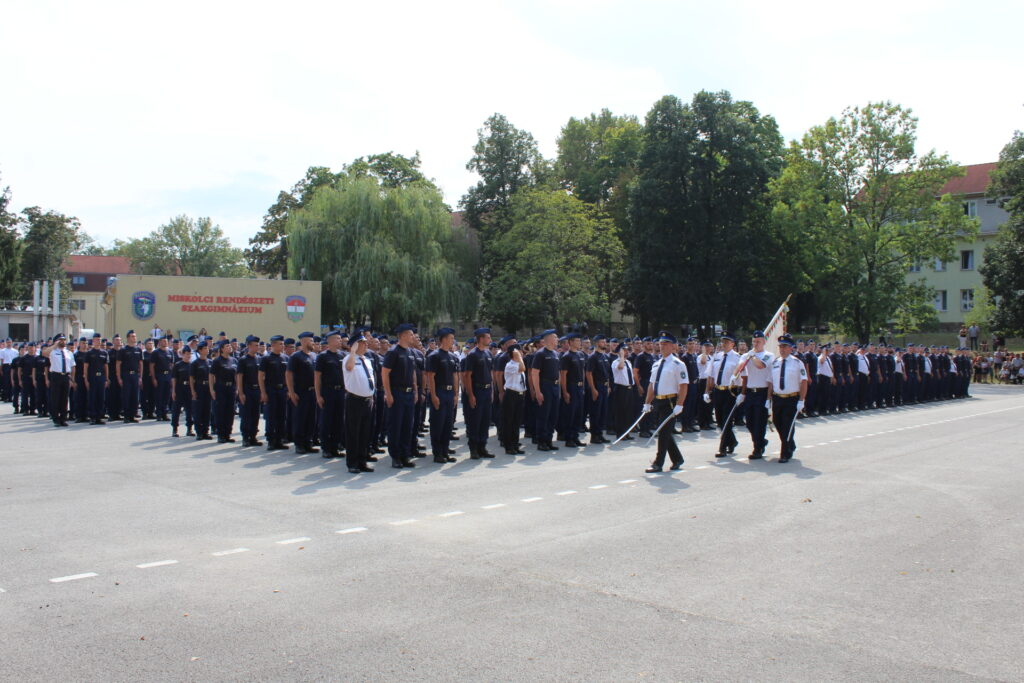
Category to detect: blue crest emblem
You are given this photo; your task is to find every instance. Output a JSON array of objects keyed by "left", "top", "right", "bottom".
[{"left": 132, "top": 291, "right": 156, "bottom": 320}]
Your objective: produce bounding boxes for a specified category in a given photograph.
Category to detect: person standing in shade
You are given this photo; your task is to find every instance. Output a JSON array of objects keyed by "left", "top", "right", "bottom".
[
  {"left": 529, "top": 329, "right": 561, "bottom": 452},
  {"left": 558, "top": 333, "right": 587, "bottom": 448},
  {"left": 425, "top": 327, "right": 460, "bottom": 463},
  {"left": 610, "top": 341, "right": 637, "bottom": 439},
  {"left": 642, "top": 332, "right": 688, "bottom": 473},
  {"left": 189, "top": 341, "right": 214, "bottom": 440},
  {"left": 259, "top": 335, "right": 289, "bottom": 451},
  {"left": 116, "top": 330, "right": 143, "bottom": 423},
  {"left": 84, "top": 334, "right": 109, "bottom": 425},
  {"left": 769, "top": 335, "right": 808, "bottom": 463},
  {"left": 210, "top": 341, "right": 238, "bottom": 443},
  {"left": 151, "top": 336, "right": 173, "bottom": 421},
  {"left": 585, "top": 335, "right": 612, "bottom": 445},
  {"left": 461, "top": 327, "right": 495, "bottom": 459},
  {"left": 343, "top": 335, "right": 377, "bottom": 473},
  {"left": 170, "top": 345, "right": 193, "bottom": 436},
  {"left": 492, "top": 334, "right": 515, "bottom": 451},
  {"left": 706, "top": 332, "right": 741, "bottom": 458},
  {"left": 33, "top": 341, "right": 50, "bottom": 418},
  {"left": 72, "top": 337, "right": 89, "bottom": 422},
  {"left": 42, "top": 334, "right": 75, "bottom": 427},
  {"left": 236, "top": 335, "right": 263, "bottom": 447},
  {"left": 382, "top": 323, "right": 418, "bottom": 468},
  {"left": 740, "top": 330, "right": 773, "bottom": 459},
  {"left": 315, "top": 330, "right": 345, "bottom": 459},
  {"left": 500, "top": 343, "right": 527, "bottom": 455},
  {"left": 141, "top": 337, "right": 156, "bottom": 419},
  {"left": 287, "top": 331, "right": 318, "bottom": 454},
  {"left": 19, "top": 342, "right": 36, "bottom": 415}
]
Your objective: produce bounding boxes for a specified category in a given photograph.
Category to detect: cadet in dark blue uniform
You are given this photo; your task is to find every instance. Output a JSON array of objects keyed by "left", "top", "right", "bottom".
[
  {"left": 529, "top": 329, "right": 561, "bottom": 452},
  {"left": 425, "top": 327, "right": 459, "bottom": 463},
  {"left": 558, "top": 333, "right": 586, "bottom": 447},
  {"left": 170, "top": 346, "right": 193, "bottom": 436},
  {"left": 236, "top": 335, "right": 263, "bottom": 447},
  {"left": 585, "top": 335, "right": 612, "bottom": 445},
  {"left": 19, "top": 343, "right": 36, "bottom": 415},
  {"left": 189, "top": 341, "right": 213, "bottom": 440},
  {"left": 461, "top": 327, "right": 495, "bottom": 459},
  {"left": 315, "top": 330, "right": 345, "bottom": 458},
  {"left": 73, "top": 337, "right": 89, "bottom": 422},
  {"left": 211, "top": 341, "right": 238, "bottom": 443},
  {"left": 151, "top": 337, "right": 173, "bottom": 421},
  {"left": 287, "top": 331, "right": 318, "bottom": 454},
  {"left": 382, "top": 323, "right": 419, "bottom": 468},
  {"left": 260, "top": 335, "right": 289, "bottom": 451},
  {"left": 33, "top": 343, "right": 50, "bottom": 418},
  {"left": 141, "top": 338, "right": 155, "bottom": 419},
  {"left": 10, "top": 346, "right": 23, "bottom": 413},
  {"left": 117, "top": 330, "right": 144, "bottom": 422}
]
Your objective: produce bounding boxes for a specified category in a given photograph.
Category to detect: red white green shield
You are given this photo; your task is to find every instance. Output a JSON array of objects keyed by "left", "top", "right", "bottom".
[{"left": 286, "top": 295, "right": 306, "bottom": 322}]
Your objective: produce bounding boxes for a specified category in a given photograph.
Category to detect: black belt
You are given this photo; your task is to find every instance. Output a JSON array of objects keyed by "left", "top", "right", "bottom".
[
  {"left": 220, "top": 382, "right": 234, "bottom": 387},
  {"left": 506, "top": 388, "right": 525, "bottom": 394},
  {"left": 393, "top": 386, "right": 413, "bottom": 393},
  {"left": 575, "top": 381, "right": 584, "bottom": 386},
  {"left": 347, "top": 393, "right": 372, "bottom": 400},
  {"left": 440, "top": 385, "right": 453, "bottom": 391},
  {"left": 197, "top": 381, "right": 208, "bottom": 385},
  {"left": 160, "top": 370, "right": 170, "bottom": 375},
  {"left": 746, "top": 387, "right": 768, "bottom": 392},
  {"left": 127, "top": 370, "right": 138, "bottom": 375},
  {"left": 92, "top": 373, "right": 103, "bottom": 377},
  {"left": 49, "top": 371, "right": 69, "bottom": 376},
  {"left": 474, "top": 384, "right": 491, "bottom": 389},
  {"left": 246, "top": 385, "right": 259, "bottom": 390},
  {"left": 330, "top": 385, "right": 342, "bottom": 390},
  {"left": 273, "top": 384, "right": 284, "bottom": 389},
  {"left": 542, "top": 379, "right": 559, "bottom": 385}
]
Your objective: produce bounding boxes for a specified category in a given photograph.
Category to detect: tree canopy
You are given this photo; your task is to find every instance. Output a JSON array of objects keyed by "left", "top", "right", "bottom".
[
  {"left": 112, "top": 215, "right": 249, "bottom": 278},
  {"left": 0, "top": 178, "right": 22, "bottom": 300},
  {"left": 980, "top": 130, "right": 1024, "bottom": 335},
  {"left": 18, "top": 206, "right": 83, "bottom": 298}
]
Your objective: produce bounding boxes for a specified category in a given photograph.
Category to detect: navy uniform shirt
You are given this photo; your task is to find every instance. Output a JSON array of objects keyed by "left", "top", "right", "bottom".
[
  {"left": 462, "top": 347, "right": 493, "bottom": 387},
  {"left": 260, "top": 352, "right": 287, "bottom": 389},
  {"left": 586, "top": 351, "right": 612, "bottom": 385},
  {"left": 559, "top": 350, "right": 586, "bottom": 388},
  {"left": 426, "top": 349, "right": 458, "bottom": 390},
  {"left": 21, "top": 354, "right": 35, "bottom": 383},
  {"left": 74, "top": 349, "right": 88, "bottom": 383},
  {"left": 681, "top": 351, "right": 700, "bottom": 384},
  {"left": 119, "top": 345, "right": 143, "bottom": 377},
  {"left": 634, "top": 351, "right": 654, "bottom": 386},
  {"left": 288, "top": 349, "right": 315, "bottom": 391},
  {"left": 236, "top": 354, "right": 261, "bottom": 389},
  {"left": 315, "top": 349, "right": 344, "bottom": 388},
  {"left": 172, "top": 359, "right": 191, "bottom": 398},
  {"left": 533, "top": 347, "right": 560, "bottom": 384},
  {"left": 211, "top": 355, "right": 237, "bottom": 388},
  {"left": 365, "top": 349, "right": 384, "bottom": 393},
  {"left": 382, "top": 345, "right": 415, "bottom": 388},
  {"left": 34, "top": 353, "right": 48, "bottom": 381},
  {"left": 412, "top": 348, "right": 426, "bottom": 389},
  {"left": 189, "top": 356, "right": 211, "bottom": 387},
  {"left": 152, "top": 348, "right": 174, "bottom": 375}
]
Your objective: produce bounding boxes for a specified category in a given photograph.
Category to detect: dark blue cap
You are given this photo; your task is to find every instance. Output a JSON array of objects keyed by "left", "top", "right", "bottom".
[
  {"left": 474, "top": 327, "right": 491, "bottom": 337},
  {"left": 566, "top": 332, "right": 580, "bottom": 340},
  {"left": 642, "top": 336, "right": 652, "bottom": 342},
  {"left": 218, "top": 331, "right": 226, "bottom": 336},
  {"left": 197, "top": 340, "right": 208, "bottom": 349},
  {"left": 752, "top": 330, "right": 765, "bottom": 339},
  {"left": 701, "top": 340, "right": 713, "bottom": 346},
  {"left": 778, "top": 335, "right": 796, "bottom": 347},
  {"left": 230, "top": 338, "right": 237, "bottom": 343},
  {"left": 325, "top": 330, "right": 341, "bottom": 340},
  {"left": 435, "top": 327, "right": 455, "bottom": 338},
  {"left": 658, "top": 332, "right": 677, "bottom": 343},
  {"left": 721, "top": 331, "right": 735, "bottom": 342},
  {"left": 246, "top": 335, "right": 260, "bottom": 343},
  {"left": 180, "top": 345, "right": 192, "bottom": 353},
  {"left": 78, "top": 336, "right": 87, "bottom": 342},
  {"left": 92, "top": 333, "right": 101, "bottom": 338},
  {"left": 498, "top": 334, "right": 515, "bottom": 345},
  {"left": 313, "top": 336, "right": 322, "bottom": 343},
  {"left": 270, "top": 335, "right": 284, "bottom": 342},
  {"left": 395, "top": 323, "right": 416, "bottom": 334},
  {"left": 540, "top": 329, "right": 557, "bottom": 338},
  {"left": 686, "top": 336, "right": 697, "bottom": 342},
  {"left": 592, "top": 334, "right": 606, "bottom": 342},
  {"left": 284, "top": 338, "right": 296, "bottom": 345},
  {"left": 298, "top": 331, "right": 314, "bottom": 339},
  {"left": 187, "top": 335, "right": 198, "bottom": 342}
]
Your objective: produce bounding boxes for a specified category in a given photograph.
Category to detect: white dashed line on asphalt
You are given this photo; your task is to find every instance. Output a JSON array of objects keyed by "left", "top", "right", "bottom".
[
  {"left": 390, "top": 519, "right": 418, "bottom": 526},
  {"left": 481, "top": 503, "right": 507, "bottom": 510},
  {"left": 521, "top": 497, "right": 542, "bottom": 503},
  {"left": 695, "top": 465, "right": 710, "bottom": 469},
  {"left": 136, "top": 560, "right": 178, "bottom": 569},
  {"left": 336, "top": 527, "right": 368, "bottom": 535},
  {"left": 618, "top": 479, "right": 638, "bottom": 484},
  {"left": 276, "top": 537, "right": 310, "bottom": 545},
  {"left": 439, "top": 510, "right": 465, "bottom": 518},
  {"left": 588, "top": 484, "right": 608, "bottom": 489},
  {"left": 211, "top": 548, "right": 249, "bottom": 557},
  {"left": 50, "top": 573, "right": 98, "bottom": 583},
  {"left": 555, "top": 490, "right": 578, "bottom": 496}
]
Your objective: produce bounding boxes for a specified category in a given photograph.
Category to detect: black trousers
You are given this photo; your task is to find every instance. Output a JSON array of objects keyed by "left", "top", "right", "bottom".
[
  {"left": 500, "top": 389, "right": 524, "bottom": 449},
  {"left": 48, "top": 373, "right": 70, "bottom": 424},
  {"left": 771, "top": 395, "right": 799, "bottom": 458},
  {"left": 650, "top": 398, "right": 682, "bottom": 468},
  {"left": 611, "top": 384, "right": 636, "bottom": 436},
  {"left": 345, "top": 394, "right": 372, "bottom": 469},
  {"left": 713, "top": 387, "right": 739, "bottom": 451}
]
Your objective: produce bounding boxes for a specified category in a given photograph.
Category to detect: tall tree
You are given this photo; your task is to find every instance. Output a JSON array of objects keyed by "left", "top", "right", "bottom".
[
  {"left": 112, "top": 215, "right": 250, "bottom": 278},
  {"left": 484, "top": 188, "right": 624, "bottom": 332},
  {"left": 288, "top": 176, "right": 476, "bottom": 329},
  {"left": 0, "top": 179, "right": 22, "bottom": 300},
  {"left": 624, "top": 91, "right": 785, "bottom": 333},
  {"left": 556, "top": 108, "right": 642, "bottom": 207},
  {"left": 772, "top": 102, "right": 977, "bottom": 342},
  {"left": 980, "top": 130, "right": 1024, "bottom": 335},
  {"left": 343, "top": 151, "right": 439, "bottom": 192},
  {"left": 18, "top": 206, "right": 82, "bottom": 298}
]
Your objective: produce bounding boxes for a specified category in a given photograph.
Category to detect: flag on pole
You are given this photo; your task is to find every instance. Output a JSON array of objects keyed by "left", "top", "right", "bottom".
[{"left": 732, "top": 294, "right": 791, "bottom": 380}]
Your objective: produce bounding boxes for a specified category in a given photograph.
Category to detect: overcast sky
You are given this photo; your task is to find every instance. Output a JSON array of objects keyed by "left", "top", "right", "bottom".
[{"left": 2, "top": 0, "right": 1021, "bottom": 249}]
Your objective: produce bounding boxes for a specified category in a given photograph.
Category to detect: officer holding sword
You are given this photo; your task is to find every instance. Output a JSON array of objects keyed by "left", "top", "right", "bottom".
[{"left": 640, "top": 332, "right": 688, "bottom": 473}]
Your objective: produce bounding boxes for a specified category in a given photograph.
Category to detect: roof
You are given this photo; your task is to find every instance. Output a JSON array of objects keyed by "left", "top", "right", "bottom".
[
  {"left": 63, "top": 255, "right": 134, "bottom": 274},
  {"left": 939, "top": 162, "right": 997, "bottom": 197}
]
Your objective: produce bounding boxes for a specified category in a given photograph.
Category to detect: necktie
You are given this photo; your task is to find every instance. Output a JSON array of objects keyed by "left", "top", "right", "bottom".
[
  {"left": 780, "top": 358, "right": 787, "bottom": 391},
  {"left": 60, "top": 350, "right": 65, "bottom": 373},
  {"left": 626, "top": 360, "right": 633, "bottom": 387},
  {"left": 360, "top": 357, "right": 373, "bottom": 391},
  {"left": 653, "top": 358, "right": 665, "bottom": 394},
  {"left": 716, "top": 352, "right": 727, "bottom": 386}
]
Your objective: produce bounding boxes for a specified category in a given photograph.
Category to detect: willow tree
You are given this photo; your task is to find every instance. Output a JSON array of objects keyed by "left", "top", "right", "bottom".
[{"left": 288, "top": 176, "right": 477, "bottom": 329}]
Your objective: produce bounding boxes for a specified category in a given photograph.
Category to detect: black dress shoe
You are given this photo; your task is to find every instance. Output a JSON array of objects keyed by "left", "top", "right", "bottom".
[
  {"left": 715, "top": 452, "right": 728, "bottom": 458},
  {"left": 479, "top": 450, "right": 495, "bottom": 458},
  {"left": 447, "top": 449, "right": 456, "bottom": 455},
  {"left": 200, "top": 434, "right": 214, "bottom": 440},
  {"left": 621, "top": 435, "right": 634, "bottom": 440},
  {"left": 391, "top": 461, "right": 405, "bottom": 468},
  {"left": 360, "top": 466, "right": 374, "bottom": 472},
  {"left": 749, "top": 452, "right": 764, "bottom": 460},
  {"left": 218, "top": 437, "right": 236, "bottom": 443},
  {"left": 536, "top": 443, "right": 550, "bottom": 452},
  {"left": 403, "top": 460, "right": 416, "bottom": 468},
  {"left": 365, "top": 456, "right": 378, "bottom": 462},
  {"left": 639, "top": 431, "right": 652, "bottom": 438},
  {"left": 322, "top": 451, "right": 341, "bottom": 459},
  {"left": 372, "top": 447, "right": 384, "bottom": 454},
  {"left": 779, "top": 456, "right": 791, "bottom": 463},
  {"left": 669, "top": 462, "right": 683, "bottom": 470},
  {"left": 546, "top": 443, "right": 559, "bottom": 451},
  {"left": 645, "top": 467, "right": 663, "bottom": 473},
  {"left": 446, "top": 456, "right": 456, "bottom": 462},
  {"left": 434, "top": 456, "right": 448, "bottom": 463},
  {"left": 348, "top": 467, "right": 362, "bottom": 473}
]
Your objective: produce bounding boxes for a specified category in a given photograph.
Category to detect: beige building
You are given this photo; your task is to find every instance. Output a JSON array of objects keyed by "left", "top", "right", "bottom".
[{"left": 104, "top": 274, "right": 322, "bottom": 340}]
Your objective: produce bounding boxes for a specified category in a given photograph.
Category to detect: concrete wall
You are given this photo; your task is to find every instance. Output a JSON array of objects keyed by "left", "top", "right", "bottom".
[{"left": 107, "top": 275, "right": 322, "bottom": 340}]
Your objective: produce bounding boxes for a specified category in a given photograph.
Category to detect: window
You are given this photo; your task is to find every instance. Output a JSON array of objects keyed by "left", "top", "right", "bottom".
[
  {"left": 933, "top": 258, "right": 946, "bottom": 272},
  {"left": 934, "top": 290, "right": 947, "bottom": 312},
  {"left": 9, "top": 323, "right": 29, "bottom": 341},
  {"left": 908, "top": 260, "right": 922, "bottom": 273},
  {"left": 963, "top": 200, "right": 977, "bottom": 217},
  {"left": 71, "top": 275, "right": 86, "bottom": 286},
  {"left": 70, "top": 299, "right": 86, "bottom": 311},
  {"left": 961, "top": 250, "right": 975, "bottom": 270},
  {"left": 961, "top": 289, "right": 974, "bottom": 312}
]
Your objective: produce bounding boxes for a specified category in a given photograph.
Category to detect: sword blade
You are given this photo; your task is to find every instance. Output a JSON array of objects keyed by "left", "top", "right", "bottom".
[{"left": 612, "top": 412, "right": 646, "bottom": 445}]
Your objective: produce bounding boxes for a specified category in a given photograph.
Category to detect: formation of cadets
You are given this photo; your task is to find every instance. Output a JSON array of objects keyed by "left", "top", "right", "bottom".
[{"left": 0, "top": 326, "right": 975, "bottom": 474}]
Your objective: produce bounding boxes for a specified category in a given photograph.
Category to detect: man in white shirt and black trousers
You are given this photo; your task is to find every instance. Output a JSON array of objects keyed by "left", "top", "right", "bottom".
[
  {"left": 769, "top": 334, "right": 808, "bottom": 463},
  {"left": 740, "top": 330, "right": 773, "bottom": 459},
  {"left": 706, "top": 332, "right": 742, "bottom": 458},
  {"left": 641, "top": 332, "right": 688, "bottom": 473},
  {"left": 41, "top": 333, "right": 76, "bottom": 427}
]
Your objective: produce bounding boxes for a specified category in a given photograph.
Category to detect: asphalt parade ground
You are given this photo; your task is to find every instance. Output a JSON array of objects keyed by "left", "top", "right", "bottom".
[{"left": 2, "top": 386, "right": 1023, "bottom": 682}]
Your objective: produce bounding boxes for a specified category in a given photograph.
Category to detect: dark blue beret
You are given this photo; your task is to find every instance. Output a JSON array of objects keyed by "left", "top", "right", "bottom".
[
  {"left": 270, "top": 335, "right": 284, "bottom": 342},
  {"left": 298, "top": 331, "right": 314, "bottom": 339},
  {"left": 394, "top": 323, "right": 416, "bottom": 334},
  {"left": 474, "top": 327, "right": 491, "bottom": 337},
  {"left": 284, "top": 338, "right": 296, "bottom": 345},
  {"left": 246, "top": 335, "right": 260, "bottom": 343}
]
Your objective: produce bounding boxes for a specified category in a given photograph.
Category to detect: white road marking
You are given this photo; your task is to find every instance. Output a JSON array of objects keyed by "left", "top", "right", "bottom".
[
  {"left": 556, "top": 490, "right": 578, "bottom": 496},
  {"left": 816, "top": 443, "right": 829, "bottom": 446},
  {"left": 136, "top": 560, "right": 178, "bottom": 569},
  {"left": 0, "top": 587, "right": 6, "bottom": 593},
  {"left": 618, "top": 479, "right": 638, "bottom": 484},
  {"left": 212, "top": 548, "right": 249, "bottom": 557},
  {"left": 588, "top": 484, "right": 609, "bottom": 489},
  {"left": 521, "top": 497, "right": 542, "bottom": 503},
  {"left": 695, "top": 465, "right": 710, "bottom": 469},
  {"left": 481, "top": 503, "right": 507, "bottom": 510},
  {"left": 439, "top": 511, "right": 465, "bottom": 518},
  {"left": 276, "top": 537, "right": 310, "bottom": 545},
  {"left": 829, "top": 440, "right": 841, "bottom": 443},
  {"left": 336, "top": 527, "right": 367, "bottom": 535},
  {"left": 50, "top": 572, "right": 98, "bottom": 583},
  {"left": 390, "top": 519, "right": 418, "bottom": 526}
]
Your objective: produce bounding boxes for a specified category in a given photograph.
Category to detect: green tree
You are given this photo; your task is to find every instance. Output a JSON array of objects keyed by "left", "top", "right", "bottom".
[
  {"left": 483, "top": 189, "right": 624, "bottom": 331},
  {"left": 0, "top": 179, "right": 22, "bottom": 300},
  {"left": 112, "top": 215, "right": 250, "bottom": 278},
  {"left": 288, "top": 176, "right": 476, "bottom": 329},
  {"left": 556, "top": 108, "right": 642, "bottom": 207},
  {"left": 772, "top": 101, "right": 977, "bottom": 342},
  {"left": 624, "top": 91, "right": 785, "bottom": 333},
  {"left": 18, "top": 206, "right": 82, "bottom": 298},
  {"left": 980, "top": 130, "right": 1024, "bottom": 334},
  {"left": 343, "top": 151, "right": 439, "bottom": 192}
]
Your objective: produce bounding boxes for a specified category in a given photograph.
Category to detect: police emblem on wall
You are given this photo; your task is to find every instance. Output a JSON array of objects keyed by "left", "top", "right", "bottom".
[
  {"left": 286, "top": 295, "right": 306, "bottom": 322},
  {"left": 132, "top": 291, "right": 156, "bottom": 320}
]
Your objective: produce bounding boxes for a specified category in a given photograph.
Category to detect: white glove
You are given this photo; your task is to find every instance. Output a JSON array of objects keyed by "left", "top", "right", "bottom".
[
  {"left": 641, "top": 403, "right": 652, "bottom": 414},
  {"left": 764, "top": 399, "right": 771, "bottom": 410},
  {"left": 735, "top": 393, "right": 745, "bottom": 406},
  {"left": 671, "top": 405, "right": 683, "bottom": 416},
  {"left": 797, "top": 400, "right": 805, "bottom": 413},
  {"left": 702, "top": 393, "right": 711, "bottom": 404}
]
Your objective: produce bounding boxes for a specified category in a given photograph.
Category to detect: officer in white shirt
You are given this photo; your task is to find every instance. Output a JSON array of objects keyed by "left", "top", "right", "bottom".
[
  {"left": 610, "top": 341, "right": 637, "bottom": 439},
  {"left": 739, "top": 330, "right": 774, "bottom": 459},
  {"left": 705, "top": 332, "right": 742, "bottom": 458},
  {"left": 816, "top": 344, "right": 835, "bottom": 414},
  {"left": 41, "top": 333, "right": 76, "bottom": 427},
  {"left": 769, "top": 334, "right": 807, "bottom": 463},
  {"left": 641, "top": 332, "right": 688, "bottom": 473},
  {"left": 343, "top": 336, "right": 377, "bottom": 473},
  {"left": 0, "top": 338, "right": 18, "bottom": 402}
]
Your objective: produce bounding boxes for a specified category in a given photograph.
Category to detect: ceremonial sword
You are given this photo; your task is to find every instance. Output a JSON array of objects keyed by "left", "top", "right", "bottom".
[
  {"left": 644, "top": 411, "right": 677, "bottom": 448},
  {"left": 612, "top": 412, "right": 646, "bottom": 445}
]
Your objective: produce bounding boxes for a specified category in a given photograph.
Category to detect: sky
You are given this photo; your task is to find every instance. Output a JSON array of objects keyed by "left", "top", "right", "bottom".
[{"left": 2, "top": 0, "right": 1021, "bottom": 249}]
